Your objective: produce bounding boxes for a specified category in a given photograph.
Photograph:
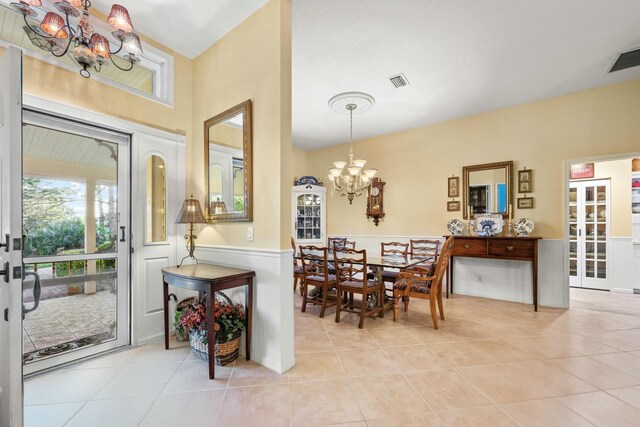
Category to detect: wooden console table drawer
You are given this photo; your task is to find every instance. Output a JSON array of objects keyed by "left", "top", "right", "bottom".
[
  {"left": 488, "top": 239, "right": 535, "bottom": 258},
  {"left": 452, "top": 238, "right": 486, "bottom": 256}
]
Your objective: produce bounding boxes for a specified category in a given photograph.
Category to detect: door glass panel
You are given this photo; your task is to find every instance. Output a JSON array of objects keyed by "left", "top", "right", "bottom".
[
  {"left": 597, "top": 262, "right": 606, "bottom": 279},
  {"left": 569, "top": 259, "right": 577, "bottom": 277},
  {"left": 585, "top": 242, "right": 594, "bottom": 259},
  {"left": 597, "top": 243, "right": 606, "bottom": 260},
  {"left": 22, "top": 119, "right": 126, "bottom": 367},
  {"left": 23, "top": 124, "right": 118, "bottom": 256},
  {"left": 146, "top": 155, "right": 166, "bottom": 243},
  {"left": 585, "top": 186, "right": 594, "bottom": 203},
  {"left": 586, "top": 260, "right": 595, "bottom": 278}
]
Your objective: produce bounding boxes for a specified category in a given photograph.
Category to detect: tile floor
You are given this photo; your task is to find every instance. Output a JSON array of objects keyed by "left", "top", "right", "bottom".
[{"left": 24, "top": 288, "right": 640, "bottom": 427}]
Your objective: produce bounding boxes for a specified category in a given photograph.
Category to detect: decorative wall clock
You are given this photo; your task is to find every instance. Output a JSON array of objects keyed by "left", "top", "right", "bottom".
[{"left": 366, "top": 177, "right": 385, "bottom": 226}]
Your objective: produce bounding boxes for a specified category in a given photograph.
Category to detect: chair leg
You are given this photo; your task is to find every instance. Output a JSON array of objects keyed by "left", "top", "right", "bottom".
[
  {"left": 319, "top": 284, "right": 329, "bottom": 318},
  {"left": 301, "top": 282, "right": 308, "bottom": 313},
  {"left": 358, "top": 292, "right": 366, "bottom": 329},
  {"left": 379, "top": 287, "right": 385, "bottom": 318},
  {"left": 404, "top": 296, "right": 410, "bottom": 313},
  {"left": 335, "top": 288, "right": 342, "bottom": 323},
  {"left": 293, "top": 276, "right": 298, "bottom": 292},
  {"left": 429, "top": 296, "right": 439, "bottom": 330},
  {"left": 393, "top": 290, "right": 401, "bottom": 322},
  {"left": 437, "top": 289, "right": 445, "bottom": 321}
]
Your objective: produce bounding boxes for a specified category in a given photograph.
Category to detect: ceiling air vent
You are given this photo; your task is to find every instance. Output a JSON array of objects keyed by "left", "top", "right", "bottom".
[
  {"left": 610, "top": 48, "right": 640, "bottom": 73},
  {"left": 389, "top": 73, "right": 409, "bottom": 88}
]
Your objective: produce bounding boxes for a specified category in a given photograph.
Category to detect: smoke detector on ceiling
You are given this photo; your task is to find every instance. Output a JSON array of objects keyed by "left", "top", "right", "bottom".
[
  {"left": 389, "top": 73, "right": 410, "bottom": 88},
  {"left": 610, "top": 48, "right": 640, "bottom": 73}
]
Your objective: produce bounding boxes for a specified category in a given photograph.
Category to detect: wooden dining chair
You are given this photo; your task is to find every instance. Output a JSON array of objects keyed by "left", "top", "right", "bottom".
[
  {"left": 406, "top": 239, "right": 440, "bottom": 276},
  {"left": 334, "top": 248, "right": 384, "bottom": 328},
  {"left": 328, "top": 239, "right": 355, "bottom": 274},
  {"left": 392, "top": 236, "right": 454, "bottom": 329},
  {"left": 299, "top": 245, "right": 337, "bottom": 318},
  {"left": 368, "top": 242, "right": 409, "bottom": 294},
  {"left": 292, "top": 237, "right": 305, "bottom": 295}
]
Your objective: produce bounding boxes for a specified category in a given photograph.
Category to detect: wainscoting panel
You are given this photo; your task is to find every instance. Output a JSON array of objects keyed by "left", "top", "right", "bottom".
[
  {"left": 195, "top": 245, "right": 295, "bottom": 374},
  {"left": 330, "top": 235, "right": 567, "bottom": 308},
  {"left": 144, "top": 257, "right": 170, "bottom": 314},
  {"left": 610, "top": 237, "right": 634, "bottom": 292}
]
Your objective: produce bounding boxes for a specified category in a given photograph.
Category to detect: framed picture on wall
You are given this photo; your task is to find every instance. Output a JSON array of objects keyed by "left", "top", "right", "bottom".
[
  {"left": 518, "top": 169, "right": 533, "bottom": 193},
  {"left": 447, "top": 201, "right": 460, "bottom": 211},
  {"left": 448, "top": 176, "right": 460, "bottom": 198},
  {"left": 517, "top": 197, "right": 534, "bottom": 209}
]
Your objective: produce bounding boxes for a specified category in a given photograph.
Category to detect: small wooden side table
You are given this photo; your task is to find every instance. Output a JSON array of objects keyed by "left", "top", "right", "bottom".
[{"left": 162, "top": 264, "right": 255, "bottom": 379}]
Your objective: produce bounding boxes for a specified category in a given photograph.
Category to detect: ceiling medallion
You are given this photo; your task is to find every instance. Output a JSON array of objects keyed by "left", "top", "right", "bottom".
[
  {"left": 11, "top": 0, "right": 143, "bottom": 78},
  {"left": 326, "top": 92, "right": 377, "bottom": 204}
]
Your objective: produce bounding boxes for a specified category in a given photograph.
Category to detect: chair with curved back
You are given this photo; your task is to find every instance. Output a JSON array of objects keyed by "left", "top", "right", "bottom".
[
  {"left": 368, "top": 242, "right": 409, "bottom": 296},
  {"left": 405, "top": 239, "right": 440, "bottom": 276},
  {"left": 299, "top": 245, "right": 337, "bottom": 318},
  {"left": 392, "top": 237, "right": 454, "bottom": 329},
  {"left": 334, "top": 248, "right": 384, "bottom": 329}
]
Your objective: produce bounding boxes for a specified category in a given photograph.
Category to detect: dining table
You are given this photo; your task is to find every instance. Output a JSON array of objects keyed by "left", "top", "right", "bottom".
[{"left": 295, "top": 251, "right": 426, "bottom": 311}]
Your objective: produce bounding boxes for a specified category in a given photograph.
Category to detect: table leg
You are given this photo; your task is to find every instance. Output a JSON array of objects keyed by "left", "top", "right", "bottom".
[
  {"left": 533, "top": 242, "right": 538, "bottom": 312},
  {"left": 163, "top": 279, "right": 169, "bottom": 350},
  {"left": 246, "top": 278, "right": 253, "bottom": 361},
  {"left": 206, "top": 286, "right": 215, "bottom": 379}
]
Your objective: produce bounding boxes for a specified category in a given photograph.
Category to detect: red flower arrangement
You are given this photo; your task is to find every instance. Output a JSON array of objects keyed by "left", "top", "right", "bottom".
[{"left": 178, "top": 296, "right": 245, "bottom": 343}]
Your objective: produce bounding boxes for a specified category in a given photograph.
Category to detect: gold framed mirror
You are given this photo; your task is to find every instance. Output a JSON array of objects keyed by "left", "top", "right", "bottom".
[
  {"left": 462, "top": 160, "right": 513, "bottom": 219},
  {"left": 204, "top": 100, "right": 253, "bottom": 222}
]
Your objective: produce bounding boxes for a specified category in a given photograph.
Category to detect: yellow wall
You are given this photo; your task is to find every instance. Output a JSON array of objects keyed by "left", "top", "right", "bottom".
[
  {"left": 190, "top": 0, "right": 292, "bottom": 249},
  {"left": 305, "top": 79, "right": 640, "bottom": 239},
  {"left": 292, "top": 146, "right": 309, "bottom": 183}
]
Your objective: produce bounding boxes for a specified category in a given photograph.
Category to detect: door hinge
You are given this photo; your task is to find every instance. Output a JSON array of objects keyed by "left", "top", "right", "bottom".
[
  {"left": 13, "top": 266, "right": 21, "bottom": 279},
  {"left": 12, "top": 237, "right": 21, "bottom": 251},
  {"left": 3, "top": 309, "right": 8, "bottom": 321},
  {"left": 130, "top": 247, "right": 135, "bottom": 254},
  {"left": 0, "top": 262, "right": 8, "bottom": 283}
]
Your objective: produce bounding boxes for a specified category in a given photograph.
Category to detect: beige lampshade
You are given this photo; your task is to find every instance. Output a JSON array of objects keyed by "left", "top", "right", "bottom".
[
  {"left": 175, "top": 197, "right": 206, "bottom": 224},
  {"left": 210, "top": 198, "right": 228, "bottom": 215}
]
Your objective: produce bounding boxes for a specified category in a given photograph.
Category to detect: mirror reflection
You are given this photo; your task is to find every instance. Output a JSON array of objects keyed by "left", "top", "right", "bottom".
[
  {"left": 204, "top": 100, "right": 252, "bottom": 222},
  {"left": 463, "top": 161, "right": 513, "bottom": 219}
]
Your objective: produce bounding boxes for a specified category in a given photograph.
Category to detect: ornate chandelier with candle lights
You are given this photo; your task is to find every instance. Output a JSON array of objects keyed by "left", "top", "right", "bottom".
[
  {"left": 11, "top": 0, "right": 143, "bottom": 78},
  {"left": 326, "top": 92, "right": 377, "bottom": 204}
]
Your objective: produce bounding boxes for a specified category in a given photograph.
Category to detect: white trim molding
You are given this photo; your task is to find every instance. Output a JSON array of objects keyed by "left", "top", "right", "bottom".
[{"left": 195, "top": 245, "right": 295, "bottom": 374}]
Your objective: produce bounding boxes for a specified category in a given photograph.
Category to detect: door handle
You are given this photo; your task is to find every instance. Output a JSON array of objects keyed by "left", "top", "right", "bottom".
[
  {"left": 463, "top": 244, "right": 471, "bottom": 249},
  {"left": 506, "top": 246, "right": 515, "bottom": 251},
  {"left": 0, "top": 262, "right": 9, "bottom": 283},
  {"left": 120, "top": 226, "right": 126, "bottom": 242},
  {"left": 22, "top": 270, "right": 41, "bottom": 317}
]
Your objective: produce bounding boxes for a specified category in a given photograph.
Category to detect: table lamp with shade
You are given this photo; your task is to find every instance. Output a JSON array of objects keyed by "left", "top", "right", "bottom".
[
  {"left": 175, "top": 195, "right": 207, "bottom": 266},
  {"left": 210, "top": 197, "right": 228, "bottom": 215}
]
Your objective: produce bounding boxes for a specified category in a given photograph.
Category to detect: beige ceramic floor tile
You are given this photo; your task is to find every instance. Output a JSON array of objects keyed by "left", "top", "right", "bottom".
[
  {"left": 382, "top": 344, "right": 448, "bottom": 373},
  {"left": 140, "top": 390, "right": 225, "bottom": 427},
  {"left": 589, "top": 351, "right": 640, "bottom": 373},
  {"left": 295, "top": 332, "right": 334, "bottom": 354},
  {"left": 505, "top": 360, "right": 597, "bottom": 396},
  {"left": 607, "top": 385, "right": 640, "bottom": 410},
  {"left": 501, "top": 397, "right": 595, "bottom": 427},
  {"left": 437, "top": 405, "right": 519, "bottom": 427},
  {"left": 228, "top": 359, "right": 288, "bottom": 387},
  {"left": 162, "top": 359, "right": 232, "bottom": 393},
  {"left": 337, "top": 348, "right": 400, "bottom": 377},
  {"left": 216, "top": 384, "right": 291, "bottom": 427},
  {"left": 24, "top": 403, "right": 84, "bottom": 427},
  {"left": 559, "top": 390, "right": 640, "bottom": 427},
  {"left": 295, "top": 317, "right": 326, "bottom": 334},
  {"left": 65, "top": 396, "right": 156, "bottom": 427},
  {"left": 549, "top": 356, "right": 640, "bottom": 390},
  {"left": 290, "top": 379, "right": 364, "bottom": 426},
  {"left": 506, "top": 335, "right": 583, "bottom": 359},
  {"left": 288, "top": 351, "right": 345, "bottom": 382},
  {"left": 406, "top": 369, "right": 492, "bottom": 412},
  {"left": 368, "top": 327, "right": 420, "bottom": 347},
  {"left": 328, "top": 330, "right": 378, "bottom": 350},
  {"left": 467, "top": 339, "right": 534, "bottom": 363},
  {"left": 405, "top": 326, "right": 462, "bottom": 344},
  {"left": 589, "top": 329, "right": 640, "bottom": 351},
  {"left": 348, "top": 374, "right": 433, "bottom": 420},
  {"left": 427, "top": 341, "right": 497, "bottom": 367},
  {"left": 366, "top": 412, "right": 444, "bottom": 427}
]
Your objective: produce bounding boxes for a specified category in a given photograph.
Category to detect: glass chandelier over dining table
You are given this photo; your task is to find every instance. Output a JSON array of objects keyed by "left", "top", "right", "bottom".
[{"left": 326, "top": 92, "right": 378, "bottom": 204}]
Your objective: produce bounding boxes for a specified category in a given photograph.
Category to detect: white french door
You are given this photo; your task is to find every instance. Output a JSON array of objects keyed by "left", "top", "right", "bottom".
[
  {"left": 0, "top": 46, "right": 24, "bottom": 427},
  {"left": 569, "top": 179, "right": 610, "bottom": 290}
]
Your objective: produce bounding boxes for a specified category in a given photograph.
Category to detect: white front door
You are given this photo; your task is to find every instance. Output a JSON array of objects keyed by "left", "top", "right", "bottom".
[
  {"left": 0, "top": 46, "right": 24, "bottom": 427},
  {"left": 132, "top": 132, "right": 185, "bottom": 345}
]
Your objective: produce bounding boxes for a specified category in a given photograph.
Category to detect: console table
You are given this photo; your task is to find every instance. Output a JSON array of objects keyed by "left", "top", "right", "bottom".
[
  {"left": 162, "top": 264, "right": 255, "bottom": 379},
  {"left": 447, "top": 236, "right": 541, "bottom": 311}
]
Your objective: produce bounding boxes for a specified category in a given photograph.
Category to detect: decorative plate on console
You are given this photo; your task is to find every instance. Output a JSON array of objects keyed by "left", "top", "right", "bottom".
[
  {"left": 514, "top": 218, "right": 534, "bottom": 237},
  {"left": 473, "top": 214, "right": 505, "bottom": 237},
  {"left": 447, "top": 219, "right": 464, "bottom": 236}
]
